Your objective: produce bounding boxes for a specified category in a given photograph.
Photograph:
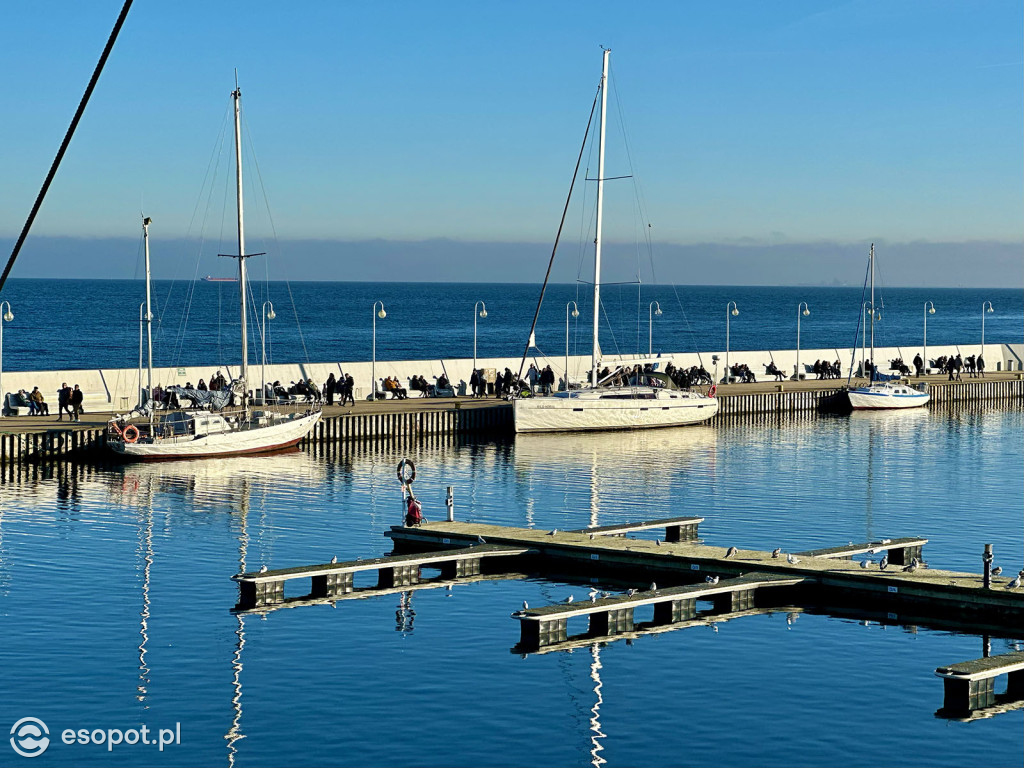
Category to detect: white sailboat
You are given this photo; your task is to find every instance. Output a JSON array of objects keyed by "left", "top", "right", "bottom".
[
  {"left": 513, "top": 50, "right": 718, "bottom": 434},
  {"left": 846, "top": 244, "right": 929, "bottom": 411},
  {"left": 107, "top": 85, "right": 321, "bottom": 459}
]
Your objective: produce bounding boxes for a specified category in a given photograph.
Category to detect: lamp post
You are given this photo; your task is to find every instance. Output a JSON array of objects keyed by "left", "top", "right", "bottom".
[
  {"left": 724, "top": 302, "right": 739, "bottom": 383},
  {"left": 0, "top": 301, "right": 12, "bottom": 414},
  {"left": 795, "top": 302, "right": 810, "bottom": 380},
  {"left": 648, "top": 301, "right": 662, "bottom": 356},
  {"left": 473, "top": 301, "right": 487, "bottom": 374},
  {"left": 566, "top": 301, "right": 580, "bottom": 390},
  {"left": 372, "top": 300, "right": 386, "bottom": 399},
  {"left": 261, "top": 301, "right": 276, "bottom": 403},
  {"left": 138, "top": 302, "right": 146, "bottom": 408},
  {"left": 923, "top": 301, "right": 935, "bottom": 374},
  {"left": 981, "top": 301, "right": 994, "bottom": 356}
]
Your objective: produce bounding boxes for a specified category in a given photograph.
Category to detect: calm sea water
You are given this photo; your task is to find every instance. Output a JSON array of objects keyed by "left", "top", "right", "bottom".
[
  {"left": 0, "top": 279, "right": 1020, "bottom": 372},
  {"left": 1, "top": 404, "right": 1022, "bottom": 766}
]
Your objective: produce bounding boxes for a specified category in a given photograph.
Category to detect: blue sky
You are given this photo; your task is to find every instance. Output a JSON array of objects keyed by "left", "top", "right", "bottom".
[{"left": 0, "top": 1, "right": 1021, "bottom": 284}]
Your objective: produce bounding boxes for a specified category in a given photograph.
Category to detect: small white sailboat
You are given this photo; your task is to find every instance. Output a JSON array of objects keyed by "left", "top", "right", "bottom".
[
  {"left": 846, "top": 244, "right": 929, "bottom": 411},
  {"left": 513, "top": 49, "right": 717, "bottom": 434},
  {"left": 107, "top": 85, "right": 321, "bottom": 460}
]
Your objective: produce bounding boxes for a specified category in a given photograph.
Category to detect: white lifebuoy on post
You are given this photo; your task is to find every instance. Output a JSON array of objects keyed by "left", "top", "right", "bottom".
[{"left": 397, "top": 459, "right": 416, "bottom": 484}]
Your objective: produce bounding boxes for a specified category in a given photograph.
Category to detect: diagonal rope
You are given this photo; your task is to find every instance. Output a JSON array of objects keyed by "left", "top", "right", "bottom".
[{"left": 0, "top": 0, "right": 135, "bottom": 294}]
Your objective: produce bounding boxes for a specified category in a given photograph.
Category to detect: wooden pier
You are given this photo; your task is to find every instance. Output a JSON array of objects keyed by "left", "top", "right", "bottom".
[
  {"left": 935, "top": 651, "right": 1024, "bottom": 716},
  {"left": 1, "top": 373, "right": 1022, "bottom": 466}
]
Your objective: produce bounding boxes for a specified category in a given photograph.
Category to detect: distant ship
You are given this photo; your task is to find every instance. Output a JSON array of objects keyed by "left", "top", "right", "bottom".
[{"left": 203, "top": 275, "right": 238, "bottom": 282}]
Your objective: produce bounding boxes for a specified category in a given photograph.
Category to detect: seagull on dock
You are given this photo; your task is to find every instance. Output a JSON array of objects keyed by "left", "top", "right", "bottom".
[
  {"left": 880, "top": 538, "right": 892, "bottom": 545},
  {"left": 705, "top": 575, "right": 719, "bottom": 585},
  {"left": 590, "top": 533, "right": 596, "bottom": 540},
  {"left": 548, "top": 529, "right": 559, "bottom": 536},
  {"left": 259, "top": 565, "right": 268, "bottom": 573},
  {"left": 860, "top": 559, "right": 871, "bottom": 569},
  {"left": 565, "top": 595, "right": 574, "bottom": 603},
  {"left": 330, "top": 555, "right": 337, "bottom": 564},
  {"left": 902, "top": 558, "right": 919, "bottom": 573},
  {"left": 771, "top": 548, "right": 781, "bottom": 559},
  {"left": 786, "top": 553, "right": 800, "bottom": 565},
  {"left": 477, "top": 535, "right": 486, "bottom": 544},
  {"left": 992, "top": 566, "right": 1003, "bottom": 577},
  {"left": 627, "top": 588, "right": 638, "bottom": 597},
  {"left": 656, "top": 539, "right": 662, "bottom": 546},
  {"left": 649, "top": 582, "right": 658, "bottom": 591},
  {"left": 867, "top": 548, "right": 877, "bottom": 555},
  {"left": 879, "top": 555, "right": 889, "bottom": 571},
  {"left": 1006, "top": 571, "right": 1023, "bottom": 590},
  {"left": 522, "top": 600, "right": 529, "bottom": 610},
  {"left": 725, "top": 546, "right": 738, "bottom": 558},
  {"left": 591, "top": 593, "right": 598, "bottom": 603}
]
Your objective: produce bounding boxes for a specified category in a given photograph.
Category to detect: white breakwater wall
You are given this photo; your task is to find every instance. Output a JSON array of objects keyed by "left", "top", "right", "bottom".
[{"left": 2, "top": 343, "right": 1021, "bottom": 410}]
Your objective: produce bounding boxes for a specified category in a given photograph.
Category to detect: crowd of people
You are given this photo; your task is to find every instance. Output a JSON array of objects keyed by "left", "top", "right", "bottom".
[{"left": 4, "top": 382, "right": 85, "bottom": 420}]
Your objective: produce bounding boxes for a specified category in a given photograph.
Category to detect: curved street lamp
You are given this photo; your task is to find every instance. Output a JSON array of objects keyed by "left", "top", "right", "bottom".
[
  {"left": 724, "top": 302, "right": 739, "bottom": 383},
  {"left": 981, "top": 301, "right": 994, "bottom": 357},
  {"left": 648, "top": 301, "right": 662, "bottom": 356},
  {"left": 566, "top": 301, "right": 580, "bottom": 391},
  {"left": 473, "top": 301, "right": 487, "bottom": 374},
  {"left": 261, "top": 301, "right": 276, "bottom": 403},
  {"left": 372, "top": 300, "right": 386, "bottom": 399},
  {"left": 0, "top": 301, "right": 12, "bottom": 415},
  {"left": 923, "top": 301, "right": 935, "bottom": 375},
  {"left": 795, "top": 302, "right": 810, "bottom": 380}
]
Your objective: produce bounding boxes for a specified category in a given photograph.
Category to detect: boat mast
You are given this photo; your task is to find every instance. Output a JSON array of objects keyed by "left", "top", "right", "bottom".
[
  {"left": 869, "top": 243, "right": 875, "bottom": 381},
  {"left": 142, "top": 216, "right": 154, "bottom": 423},
  {"left": 232, "top": 84, "right": 249, "bottom": 387},
  {"left": 591, "top": 48, "right": 609, "bottom": 388}
]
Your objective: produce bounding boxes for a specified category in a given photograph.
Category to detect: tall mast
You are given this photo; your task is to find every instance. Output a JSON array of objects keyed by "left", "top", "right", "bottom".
[
  {"left": 869, "top": 242, "right": 875, "bottom": 380},
  {"left": 591, "top": 48, "right": 609, "bottom": 388},
  {"left": 232, "top": 85, "right": 249, "bottom": 385},
  {"left": 142, "top": 216, "right": 154, "bottom": 421}
]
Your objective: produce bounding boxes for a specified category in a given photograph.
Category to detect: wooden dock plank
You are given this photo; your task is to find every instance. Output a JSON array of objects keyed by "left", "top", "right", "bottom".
[
  {"left": 519, "top": 572, "right": 806, "bottom": 620},
  {"left": 936, "top": 651, "right": 1024, "bottom": 680},
  {"left": 233, "top": 543, "right": 532, "bottom": 583},
  {"left": 568, "top": 516, "right": 704, "bottom": 536},
  {"left": 796, "top": 537, "right": 927, "bottom": 560}
]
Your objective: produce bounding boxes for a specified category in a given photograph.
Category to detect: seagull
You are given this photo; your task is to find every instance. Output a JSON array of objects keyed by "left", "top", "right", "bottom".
[
  {"left": 565, "top": 595, "right": 574, "bottom": 603},
  {"left": 705, "top": 575, "right": 719, "bottom": 585},
  {"left": 477, "top": 535, "right": 486, "bottom": 544},
  {"left": 880, "top": 538, "right": 892, "bottom": 545},
  {"left": 548, "top": 529, "right": 559, "bottom": 536},
  {"left": 259, "top": 565, "right": 268, "bottom": 573},
  {"left": 771, "top": 548, "right": 781, "bottom": 559},
  {"left": 902, "top": 559, "right": 918, "bottom": 573},
  {"left": 725, "top": 546, "right": 738, "bottom": 558},
  {"left": 992, "top": 566, "right": 1003, "bottom": 577},
  {"left": 330, "top": 555, "right": 337, "bottom": 564},
  {"left": 602, "top": 591, "right": 612, "bottom": 599},
  {"left": 591, "top": 593, "right": 598, "bottom": 603},
  {"left": 522, "top": 600, "right": 529, "bottom": 610},
  {"left": 627, "top": 588, "right": 638, "bottom": 597},
  {"left": 655, "top": 539, "right": 662, "bottom": 546},
  {"left": 649, "top": 582, "right": 658, "bottom": 591},
  {"left": 860, "top": 559, "right": 871, "bottom": 569},
  {"left": 786, "top": 553, "right": 799, "bottom": 564},
  {"left": 590, "top": 533, "right": 596, "bottom": 540},
  {"left": 867, "top": 548, "right": 877, "bottom": 555},
  {"left": 879, "top": 555, "right": 889, "bottom": 571},
  {"left": 1006, "top": 571, "right": 1023, "bottom": 590}
]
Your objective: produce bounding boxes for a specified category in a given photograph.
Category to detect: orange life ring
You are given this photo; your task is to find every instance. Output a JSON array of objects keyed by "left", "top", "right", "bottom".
[
  {"left": 123, "top": 425, "right": 140, "bottom": 444},
  {"left": 707, "top": 384, "right": 717, "bottom": 398}
]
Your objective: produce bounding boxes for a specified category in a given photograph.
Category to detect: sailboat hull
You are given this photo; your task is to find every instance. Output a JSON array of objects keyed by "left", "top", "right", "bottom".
[
  {"left": 109, "top": 411, "right": 322, "bottom": 461},
  {"left": 513, "top": 389, "right": 717, "bottom": 433},
  {"left": 846, "top": 385, "right": 930, "bottom": 410}
]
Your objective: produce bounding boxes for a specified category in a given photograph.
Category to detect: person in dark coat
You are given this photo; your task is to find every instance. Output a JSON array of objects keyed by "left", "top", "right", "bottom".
[
  {"left": 342, "top": 374, "right": 355, "bottom": 406},
  {"left": 325, "top": 373, "right": 336, "bottom": 405},
  {"left": 70, "top": 384, "right": 84, "bottom": 422},
  {"left": 494, "top": 370, "right": 504, "bottom": 399},
  {"left": 913, "top": 354, "right": 923, "bottom": 377},
  {"left": 57, "top": 382, "right": 72, "bottom": 421}
]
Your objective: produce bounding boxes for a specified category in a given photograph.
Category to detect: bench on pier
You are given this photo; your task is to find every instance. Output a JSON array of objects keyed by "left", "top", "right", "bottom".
[
  {"left": 514, "top": 572, "right": 806, "bottom": 650},
  {"left": 935, "top": 651, "right": 1024, "bottom": 714},
  {"left": 569, "top": 516, "right": 704, "bottom": 543},
  {"left": 232, "top": 543, "right": 534, "bottom": 610},
  {"left": 795, "top": 537, "right": 927, "bottom": 566}
]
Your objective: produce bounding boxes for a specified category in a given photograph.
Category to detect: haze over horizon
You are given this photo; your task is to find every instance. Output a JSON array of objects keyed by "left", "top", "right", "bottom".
[{"left": 1, "top": 2, "right": 1021, "bottom": 288}]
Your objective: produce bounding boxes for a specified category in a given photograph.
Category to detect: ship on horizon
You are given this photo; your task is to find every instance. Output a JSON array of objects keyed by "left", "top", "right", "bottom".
[{"left": 203, "top": 275, "right": 238, "bottom": 282}]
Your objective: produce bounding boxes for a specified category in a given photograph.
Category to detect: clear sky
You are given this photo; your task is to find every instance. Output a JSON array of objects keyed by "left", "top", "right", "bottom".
[{"left": 0, "top": 1, "right": 1021, "bottom": 285}]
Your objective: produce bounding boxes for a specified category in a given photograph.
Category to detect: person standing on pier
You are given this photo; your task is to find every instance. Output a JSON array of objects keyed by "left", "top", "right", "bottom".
[
  {"left": 913, "top": 353, "right": 923, "bottom": 377},
  {"left": 70, "top": 384, "right": 84, "bottom": 422},
  {"left": 342, "top": 374, "right": 355, "bottom": 406},
  {"left": 527, "top": 364, "right": 539, "bottom": 394},
  {"left": 325, "top": 373, "right": 336, "bottom": 405},
  {"left": 977, "top": 355, "right": 985, "bottom": 378},
  {"left": 57, "top": 383, "right": 72, "bottom": 420}
]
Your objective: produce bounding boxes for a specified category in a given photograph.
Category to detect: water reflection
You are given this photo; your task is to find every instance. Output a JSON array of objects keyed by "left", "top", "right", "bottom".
[{"left": 588, "top": 644, "right": 606, "bottom": 768}]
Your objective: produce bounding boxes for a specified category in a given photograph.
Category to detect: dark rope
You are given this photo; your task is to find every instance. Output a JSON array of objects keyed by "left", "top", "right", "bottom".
[
  {"left": 0, "top": 0, "right": 135, "bottom": 294},
  {"left": 516, "top": 83, "right": 601, "bottom": 383}
]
